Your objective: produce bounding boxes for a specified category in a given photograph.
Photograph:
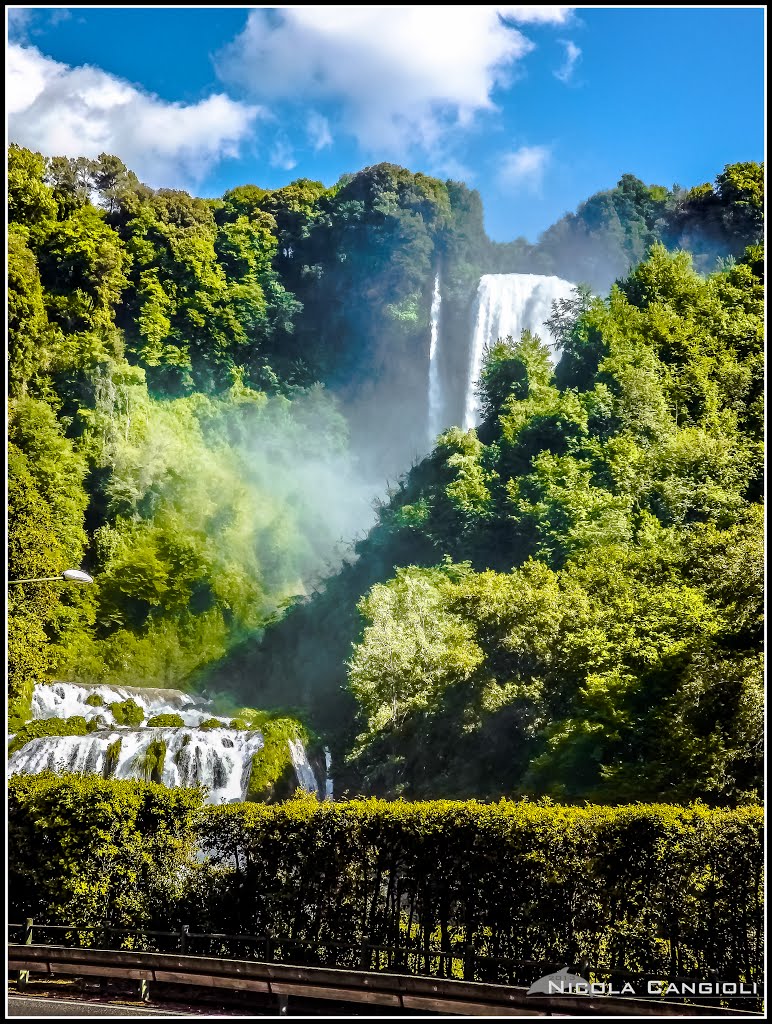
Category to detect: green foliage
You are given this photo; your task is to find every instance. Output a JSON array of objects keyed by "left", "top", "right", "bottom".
[
  {"left": 7, "top": 145, "right": 764, "bottom": 805},
  {"left": 8, "top": 397, "right": 90, "bottom": 725},
  {"left": 197, "top": 718, "right": 225, "bottom": 731},
  {"left": 8, "top": 773, "right": 203, "bottom": 930},
  {"left": 8, "top": 144, "right": 58, "bottom": 227},
  {"left": 138, "top": 739, "right": 167, "bottom": 784},
  {"left": 228, "top": 711, "right": 310, "bottom": 801},
  {"left": 229, "top": 244, "right": 763, "bottom": 803},
  {"left": 53, "top": 376, "right": 362, "bottom": 689},
  {"left": 349, "top": 564, "right": 482, "bottom": 743},
  {"left": 9, "top": 775, "right": 762, "bottom": 985},
  {"left": 104, "top": 739, "right": 122, "bottom": 779},
  {"left": 84, "top": 693, "right": 104, "bottom": 707},
  {"left": 9, "top": 716, "right": 91, "bottom": 755},
  {"left": 8, "top": 225, "right": 56, "bottom": 396},
  {"left": 146, "top": 713, "right": 185, "bottom": 728},
  {"left": 109, "top": 699, "right": 145, "bottom": 727},
  {"left": 196, "top": 795, "right": 762, "bottom": 984},
  {"left": 498, "top": 162, "right": 764, "bottom": 291}
]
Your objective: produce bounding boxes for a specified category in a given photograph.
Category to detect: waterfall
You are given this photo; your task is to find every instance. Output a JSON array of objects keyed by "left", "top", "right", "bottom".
[
  {"left": 30, "top": 681, "right": 224, "bottom": 728},
  {"left": 464, "top": 273, "right": 576, "bottom": 430},
  {"left": 287, "top": 737, "right": 319, "bottom": 794},
  {"left": 11, "top": 682, "right": 327, "bottom": 804},
  {"left": 8, "top": 728, "right": 266, "bottom": 804},
  {"left": 324, "top": 747, "right": 334, "bottom": 801},
  {"left": 427, "top": 272, "right": 443, "bottom": 444}
]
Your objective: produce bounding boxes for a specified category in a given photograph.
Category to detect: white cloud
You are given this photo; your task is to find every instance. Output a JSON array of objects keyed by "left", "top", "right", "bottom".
[
  {"left": 217, "top": 7, "right": 573, "bottom": 154},
  {"left": 554, "top": 39, "right": 581, "bottom": 83},
  {"left": 307, "top": 111, "right": 333, "bottom": 152},
  {"left": 499, "top": 7, "right": 574, "bottom": 23},
  {"left": 497, "top": 145, "right": 551, "bottom": 192},
  {"left": 7, "top": 44, "right": 262, "bottom": 187},
  {"left": 7, "top": 7, "right": 33, "bottom": 39},
  {"left": 270, "top": 138, "right": 298, "bottom": 171}
]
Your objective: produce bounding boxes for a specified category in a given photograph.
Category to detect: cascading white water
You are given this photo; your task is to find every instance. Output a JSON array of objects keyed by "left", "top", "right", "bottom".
[
  {"left": 8, "top": 728, "right": 266, "bottom": 804},
  {"left": 427, "top": 272, "right": 443, "bottom": 444},
  {"left": 11, "top": 682, "right": 328, "bottom": 804},
  {"left": 324, "top": 747, "right": 333, "bottom": 801},
  {"left": 287, "top": 737, "right": 319, "bottom": 794},
  {"left": 31, "top": 681, "right": 227, "bottom": 728},
  {"left": 464, "top": 273, "right": 576, "bottom": 429}
]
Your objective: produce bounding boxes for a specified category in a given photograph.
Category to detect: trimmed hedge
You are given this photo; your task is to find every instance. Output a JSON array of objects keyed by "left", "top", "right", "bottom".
[
  {"left": 8, "top": 773, "right": 202, "bottom": 930},
  {"left": 196, "top": 798, "right": 764, "bottom": 981},
  {"left": 8, "top": 775, "right": 763, "bottom": 984}
]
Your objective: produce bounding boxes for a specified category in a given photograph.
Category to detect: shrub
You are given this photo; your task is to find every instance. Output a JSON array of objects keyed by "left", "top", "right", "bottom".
[
  {"left": 109, "top": 699, "right": 144, "bottom": 727},
  {"left": 146, "top": 713, "right": 185, "bottom": 728},
  {"left": 9, "top": 716, "right": 90, "bottom": 755}
]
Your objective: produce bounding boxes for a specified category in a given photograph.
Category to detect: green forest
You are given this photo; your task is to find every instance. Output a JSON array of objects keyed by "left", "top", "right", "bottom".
[{"left": 7, "top": 143, "right": 764, "bottom": 807}]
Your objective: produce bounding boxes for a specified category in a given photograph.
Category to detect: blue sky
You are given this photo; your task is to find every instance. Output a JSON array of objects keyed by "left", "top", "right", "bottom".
[{"left": 7, "top": 6, "right": 765, "bottom": 242}]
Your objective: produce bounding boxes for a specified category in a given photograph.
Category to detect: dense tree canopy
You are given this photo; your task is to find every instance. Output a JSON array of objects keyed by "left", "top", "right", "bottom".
[
  {"left": 208, "top": 244, "right": 764, "bottom": 805},
  {"left": 7, "top": 144, "right": 763, "bottom": 805}
]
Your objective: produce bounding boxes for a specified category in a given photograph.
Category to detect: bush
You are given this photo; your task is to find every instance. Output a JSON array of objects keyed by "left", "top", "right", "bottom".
[
  {"left": 109, "top": 699, "right": 144, "bottom": 727},
  {"left": 9, "top": 716, "right": 89, "bottom": 755},
  {"left": 146, "top": 713, "right": 185, "bottom": 728},
  {"left": 8, "top": 773, "right": 203, "bottom": 929},
  {"left": 196, "top": 797, "right": 764, "bottom": 984},
  {"left": 6, "top": 777, "right": 763, "bottom": 990},
  {"left": 197, "top": 717, "right": 224, "bottom": 730}
]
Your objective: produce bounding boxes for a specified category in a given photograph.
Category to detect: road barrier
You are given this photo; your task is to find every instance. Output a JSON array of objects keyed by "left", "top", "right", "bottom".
[{"left": 8, "top": 942, "right": 759, "bottom": 1017}]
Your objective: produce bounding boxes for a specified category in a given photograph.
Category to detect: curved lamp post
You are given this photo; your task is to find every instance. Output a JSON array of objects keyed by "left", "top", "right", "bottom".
[{"left": 8, "top": 569, "right": 94, "bottom": 585}]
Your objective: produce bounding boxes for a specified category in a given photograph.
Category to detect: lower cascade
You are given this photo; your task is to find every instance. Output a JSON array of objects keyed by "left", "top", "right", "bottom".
[
  {"left": 464, "top": 273, "right": 576, "bottom": 429},
  {"left": 9, "top": 681, "right": 330, "bottom": 804}
]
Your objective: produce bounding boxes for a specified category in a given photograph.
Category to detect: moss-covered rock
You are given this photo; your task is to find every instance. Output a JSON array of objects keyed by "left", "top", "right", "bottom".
[
  {"left": 246, "top": 717, "right": 310, "bottom": 803},
  {"left": 9, "top": 716, "right": 90, "bottom": 755},
  {"left": 147, "top": 713, "right": 185, "bottom": 728},
  {"left": 84, "top": 693, "right": 104, "bottom": 707},
  {"left": 173, "top": 735, "right": 192, "bottom": 765},
  {"left": 138, "top": 739, "right": 166, "bottom": 784},
  {"left": 104, "top": 738, "right": 122, "bottom": 778},
  {"left": 7, "top": 678, "right": 34, "bottom": 732},
  {"left": 109, "top": 699, "right": 144, "bottom": 727},
  {"left": 198, "top": 717, "right": 224, "bottom": 730}
]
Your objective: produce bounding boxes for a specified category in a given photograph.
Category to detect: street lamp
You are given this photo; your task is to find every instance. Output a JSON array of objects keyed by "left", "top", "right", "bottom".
[{"left": 8, "top": 569, "right": 94, "bottom": 586}]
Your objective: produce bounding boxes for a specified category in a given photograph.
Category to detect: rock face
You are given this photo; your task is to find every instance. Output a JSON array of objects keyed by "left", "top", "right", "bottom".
[{"left": 9, "top": 681, "right": 329, "bottom": 804}]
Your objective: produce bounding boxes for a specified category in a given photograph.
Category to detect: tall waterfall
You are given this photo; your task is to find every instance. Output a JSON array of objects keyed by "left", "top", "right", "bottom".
[
  {"left": 427, "top": 272, "right": 443, "bottom": 444},
  {"left": 464, "top": 273, "right": 576, "bottom": 429},
  {"left": 10, "top": 681, "right": 327, "bottom": 804}
]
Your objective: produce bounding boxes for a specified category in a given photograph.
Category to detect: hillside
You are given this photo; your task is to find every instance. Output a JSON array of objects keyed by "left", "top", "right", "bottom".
[{"left": 8, "top": 145, "right": 763, "bottom": 805}]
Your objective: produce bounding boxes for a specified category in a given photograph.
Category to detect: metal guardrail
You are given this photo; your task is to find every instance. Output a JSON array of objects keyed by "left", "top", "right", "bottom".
[
  {"left": 8, "top": 943, "right": 761, "bottom": 1017},
  {"left": 9, "top": 920, "right": 760, "bottom": 998}
]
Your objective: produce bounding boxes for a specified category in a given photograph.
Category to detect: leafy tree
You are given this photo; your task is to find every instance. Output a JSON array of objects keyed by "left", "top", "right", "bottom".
[{"left": 8, "top": 399, "right": 90, "bottom": 725}]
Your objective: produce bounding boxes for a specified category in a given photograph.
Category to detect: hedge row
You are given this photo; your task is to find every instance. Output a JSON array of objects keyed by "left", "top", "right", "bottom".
[{"left": 8, "top": 774, "right": 763, "bottom": 982}]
